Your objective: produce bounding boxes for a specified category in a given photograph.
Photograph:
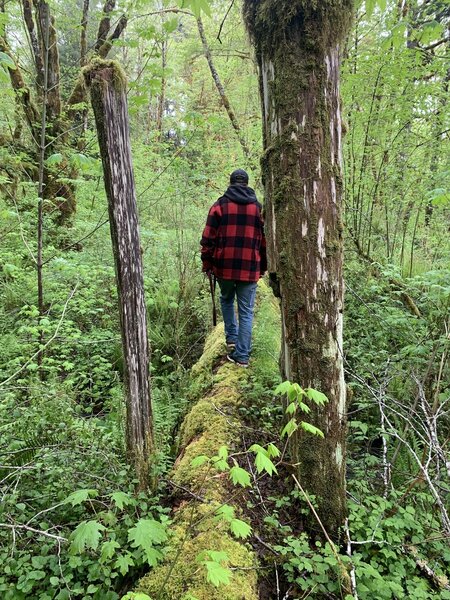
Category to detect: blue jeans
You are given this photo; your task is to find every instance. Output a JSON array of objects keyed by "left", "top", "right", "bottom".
[{"left": 218, "top": 279, "right": 257, "bottom": 362}]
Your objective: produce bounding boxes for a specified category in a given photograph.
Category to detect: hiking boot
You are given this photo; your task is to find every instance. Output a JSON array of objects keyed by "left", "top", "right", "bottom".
[
  {"left": 226, "top": 341, "right": 236, "bottom": 353},
  {"left": 227, "top": 353, "right": 249, "bottom": 368}
]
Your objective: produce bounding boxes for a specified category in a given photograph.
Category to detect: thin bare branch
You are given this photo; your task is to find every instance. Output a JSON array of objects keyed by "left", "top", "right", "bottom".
[{"left": 0, "top": 522, "right": 67, "bottom": 543}]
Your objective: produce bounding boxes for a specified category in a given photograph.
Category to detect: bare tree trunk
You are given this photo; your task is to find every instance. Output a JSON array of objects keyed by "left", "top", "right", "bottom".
[
  {"left": 244, "top": 1, "right": 352, "bottom": 539},
  {"left": 77, "top": 0, "right": 90, "bottom": 148},
  {"left": 36, "top": 3, "right": 50, "bottom": 375},
  {"left": 36, "top": 1, "right": 61, "bottom": 129},
  {"left": 36, "top": 2, "right": 76, "bottom": 223},
  {"left": 196, "top": 16, "right": 252, "bottom": 165},
  {"left": 425, "top": 60, "right": 449, "bottom": 226},
  {"left": 84, "top": 60, "right": 155, "bottom": 491},
  {"left": 22, "top": 0, "right": 44, "bottom": 91},
  {"left": 155, "top": 39, "right": 167, "bottom": 141},
  {"left": 80, "top": 0, "right": 90, "bottom": 66}
]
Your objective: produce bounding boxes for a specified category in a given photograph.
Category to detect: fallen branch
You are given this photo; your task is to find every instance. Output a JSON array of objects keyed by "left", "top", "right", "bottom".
[
  {"left": 344, "top": 518, "right": 359, "bottom": 600},
  {"left": 0, "top": 522, "right": 67, "bottom": 543},
  {"left": 291, "top": 474, "right": 352, "bottom": 596},
  {"left": 164, "top": 479, "right": 210, "bottom": 504},
  {"left": 404, "top": 545, "right": 450, "bottom": 591}
]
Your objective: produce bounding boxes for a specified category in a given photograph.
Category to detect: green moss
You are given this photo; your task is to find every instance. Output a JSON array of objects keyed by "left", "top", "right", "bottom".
[
  {"left": 188, "top": 323, "right": 226, "bottom": 397},
  {"left": 136, "top": 507, "right": 258, "bottom": 600},
  {"left": 82, "top": 58, "right": 127, "bottom": 93},
  {"left": 244, "top": 0, "right": 353, "bottom": 55},
  {"left": 251, "top": 279, "right": 281, "bottom": 385},
  {"left": 133, "top": 280, "right": 280, "bottom": 599},
  {"left": 174, "top": 364, "right": 249, "bottom": 499}
]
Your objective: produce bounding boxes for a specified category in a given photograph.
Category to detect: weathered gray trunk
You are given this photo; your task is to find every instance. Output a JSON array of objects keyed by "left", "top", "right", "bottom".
[
  {"left": 84, "top": 60, "right": 155, "bottom": 490},
  {"left": 244, "top": 1, "right": 352, "bottom": 538},
  {"left": 155, "top": 39, "right": 167, "bottom": 140}
]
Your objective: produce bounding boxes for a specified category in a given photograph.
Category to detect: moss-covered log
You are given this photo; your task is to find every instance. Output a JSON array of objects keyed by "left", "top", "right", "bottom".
[
  {"left": 136, "top": 325, "right": 257, "bottom": 600},
  {"left": 244, "top": 1, "right": 353, "bottom": 538},
  {"left": 135, "top": 282, "right": 280, "bottom": 600}
]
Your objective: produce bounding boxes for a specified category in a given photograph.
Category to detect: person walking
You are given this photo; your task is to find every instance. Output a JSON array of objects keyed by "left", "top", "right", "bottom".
[{"left": 200, "top": 169, "right": 267, "bottom": 367}]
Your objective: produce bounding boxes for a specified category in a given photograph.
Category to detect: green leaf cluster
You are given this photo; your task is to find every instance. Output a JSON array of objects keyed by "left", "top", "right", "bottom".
[
  {"left": 196, "top": 550, "right": 232, "bottom": 587},
  {"left": 275, "top": 381, "right": 327, "bottom": 439}
]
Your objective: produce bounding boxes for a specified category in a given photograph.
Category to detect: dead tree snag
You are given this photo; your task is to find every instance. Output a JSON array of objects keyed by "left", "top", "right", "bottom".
[{"left": 84, "top": 59, "right": 155, "bottom": 490}]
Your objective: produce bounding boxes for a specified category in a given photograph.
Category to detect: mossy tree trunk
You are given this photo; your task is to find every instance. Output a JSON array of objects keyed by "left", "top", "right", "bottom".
[
  {"left": 2, "top": 0, "right": 127, "bottom": 223},
  {"left": 84, "top": 60, "right": 155, "bottom": 491},
  {"left": 244, "top": 1, "right": 352, "bottom": 538}
]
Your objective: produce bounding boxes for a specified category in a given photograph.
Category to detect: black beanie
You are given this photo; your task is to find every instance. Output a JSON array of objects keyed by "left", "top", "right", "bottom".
[{"left": 230, "top": 169, "right": 249, "bottom": 185}]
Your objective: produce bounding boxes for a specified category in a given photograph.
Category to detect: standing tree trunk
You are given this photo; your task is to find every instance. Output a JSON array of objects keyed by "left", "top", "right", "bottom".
[
  {"left": 36, "top": 2, "right": 50, "bottom": 375},
  {"left": 84, "top": 59, "right": 155, "bottom": 491},
  {"left": 3, "top": 0, "right": 128, "bottom": 224},
  {"left": 244, "top": 1, "right": 352, "bottom": 538},
  {"left": 155, "top": 38, "right": 167, "bottom": 141},
  {"left": 197, "top": 16, "right": 253, "bottom": 165}
]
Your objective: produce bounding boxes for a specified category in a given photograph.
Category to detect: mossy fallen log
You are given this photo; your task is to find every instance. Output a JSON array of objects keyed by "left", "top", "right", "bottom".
[{"left": 135, "top": 281, "right": 280, "bottom": 600}]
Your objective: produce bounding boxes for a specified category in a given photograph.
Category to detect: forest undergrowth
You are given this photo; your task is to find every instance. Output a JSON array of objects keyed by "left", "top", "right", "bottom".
[{"left": 1, "top": 214, "right": 448, "bottom": 598}]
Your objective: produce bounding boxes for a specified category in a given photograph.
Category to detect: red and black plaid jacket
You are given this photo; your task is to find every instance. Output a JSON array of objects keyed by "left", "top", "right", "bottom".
[{"left": 200, "top": 194, "right": 267, "bottom": 282}]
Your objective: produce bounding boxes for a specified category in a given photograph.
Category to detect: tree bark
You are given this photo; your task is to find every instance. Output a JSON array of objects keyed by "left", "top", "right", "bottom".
[
  {"left": 95, "top": 0, "right": 115, "bottom": 51},
  {"left": 36, "top": 1, "right": 61, "bottom": 130},
  {"left": 67, "top": 15, "right": 128, "bottom": 109},
  {"left": 0, "top": 37, "right": 40, "bottom": 142},
  {"left": 77, "top": 0, "right": 90, "bottom": 147},
  {"left": 4, "top": 1, "right": 76, "bottom": 222},
  {"left": 80, "top": 0, "right": 90, "bottom": 66},
  {"left": 196, "top": 16, "right": 253, "bottom": 165},
  {"left": 36, "top": 1, "right": 50, "bottom": 376},
  {"left": 97, "top": 14, "right": 127, "bottom": 59},
  {"left": 3, "top": 0, "right": 128, "bottom": 224},
  {"left": 84, "top": 60, "right": 155, "bottom": 491},
  {"left": 22, "top": 0, "right": 44, "bottom": 91},
  {"left": 244, "top": 1, "right": 352, "bottom": 538},
  {"left": 155, "top": 39, "right": 167, "bottom": 141}
]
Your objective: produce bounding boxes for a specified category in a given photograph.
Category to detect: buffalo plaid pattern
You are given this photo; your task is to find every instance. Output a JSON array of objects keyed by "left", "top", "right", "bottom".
[{"left": 201, "top": 196, "right": 267, "bottom": 281}]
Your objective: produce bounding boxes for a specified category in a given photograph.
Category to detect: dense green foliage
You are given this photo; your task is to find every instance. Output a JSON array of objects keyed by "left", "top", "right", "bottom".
[{"left": 1, "top": 0, "right": 449, "bottom": 598}]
